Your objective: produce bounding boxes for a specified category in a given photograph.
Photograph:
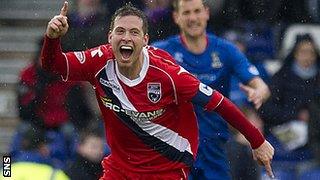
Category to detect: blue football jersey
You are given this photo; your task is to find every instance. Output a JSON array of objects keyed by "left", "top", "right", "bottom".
[{"left": 152, "top": 34, "right": 259, "bottom": 140}]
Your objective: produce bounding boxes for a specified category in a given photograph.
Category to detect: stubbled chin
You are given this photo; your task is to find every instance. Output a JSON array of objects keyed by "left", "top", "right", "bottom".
[
  {"left": 188, "top": 32, "right": 202, "bottom": 38},
  {"left": 118, "top": 57, "right": 132, "bottom": 64},
  {"left": 120, "top": 55, "right": 131, "bottom": 62}
]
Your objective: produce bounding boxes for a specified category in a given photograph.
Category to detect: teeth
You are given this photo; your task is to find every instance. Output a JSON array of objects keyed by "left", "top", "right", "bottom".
[{"left": 120, "top": 46, "right": 133, "bottom": 50}]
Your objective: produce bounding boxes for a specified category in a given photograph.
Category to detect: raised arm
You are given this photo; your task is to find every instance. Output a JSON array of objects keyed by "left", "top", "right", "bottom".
[
  {"left": 41, "top": 1, "right": 113, "bottom": 82},
  {"left": 40, "top": 1, "right": 69, "bottom": 77},
  {"left": 46, "top": 1, "right": 69, "bottom": 39}
]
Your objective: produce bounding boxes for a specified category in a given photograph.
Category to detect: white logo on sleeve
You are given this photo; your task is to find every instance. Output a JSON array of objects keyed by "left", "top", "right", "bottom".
[
  {"left": 174, "top": 52, "right": 184, "bottom": 63},
  {"left": 91, "top": 48, "right": 103, "bottom": 57},
  {"left": 248, "top": 65, "right": 260, "bottom": 75},
  {"left": 177, "top": 66, "right": 188, "bottom": 75},
  {"left": 199, "top": 83, "right": 213, "bottom": 96}
]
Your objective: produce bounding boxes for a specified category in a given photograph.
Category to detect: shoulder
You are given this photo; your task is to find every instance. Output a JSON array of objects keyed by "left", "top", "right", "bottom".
[
  {"left": 209, "top": 33, "right": 238, "bottom": 53},
  {"left": 147, "top": 46, "right": 184, "bottom": 79},
  {"left": 273, "top": 65, "right": 291, "bottom": 78},
  {"left": 151, "top": 35, "right": 180, "bottom": 50},
  {"left": 90, "top": 44, "right": 114, "bottom": 58},
  {"left": 81, "top": 44, "right": 114, "bottom": 64},
  {"left": 209, "top": 34, "right": 247, "bottom": 64},
  {"left": 147, "top": 46, "right": 177, "bottom": 66}
]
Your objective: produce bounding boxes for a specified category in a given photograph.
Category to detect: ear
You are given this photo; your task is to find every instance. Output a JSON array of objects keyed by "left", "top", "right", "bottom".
[
  {"left": 173, "top": 11, "right": 179, "bottom": 25},
  {"left": 204, "top": 6, "right": 210, "bottom": 21},
  {"left": 143, "top": 33, "right": 149, "bottom": 46},
  {"left": 108, "top": 31, "right": 112, "bottom": 43}
]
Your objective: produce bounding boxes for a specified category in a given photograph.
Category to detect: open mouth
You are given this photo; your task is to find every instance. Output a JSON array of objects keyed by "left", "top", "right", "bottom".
[
  {"left": 120, "top": 45, "right": 134, "bottom": 60},
  {"left": 188, "top": 22, "right": 201, "bottom": 29}
]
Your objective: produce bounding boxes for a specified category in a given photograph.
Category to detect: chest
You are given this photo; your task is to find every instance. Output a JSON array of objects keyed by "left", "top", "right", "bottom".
[
  {"left": 170, "top": 49, "right": 231, "bottom": 86},
  {"left": 93, "top": 67, "right": 176, "bottom": 115}
]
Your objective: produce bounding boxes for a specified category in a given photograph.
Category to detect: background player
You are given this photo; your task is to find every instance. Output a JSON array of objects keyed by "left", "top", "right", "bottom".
[{"left": 152, "top": 0, "right": 270, "bottom": 179}]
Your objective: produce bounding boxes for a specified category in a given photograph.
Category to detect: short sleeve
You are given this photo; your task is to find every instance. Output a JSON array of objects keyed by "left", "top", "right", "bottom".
[
  {"left": 63, "top": 45, "right": 113, "bottom": 82},
  {"left": 228, "top": 43, "right": 259, "bottom": 84},
  {"left": 169, "top": 65, "right": 200, "bottom": 103}
]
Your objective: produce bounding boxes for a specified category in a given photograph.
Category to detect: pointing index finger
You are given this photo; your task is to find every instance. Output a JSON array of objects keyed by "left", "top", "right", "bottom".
[
  {"left": 60, "top": 1, "right": 68, "bottom": 16},
  {"left": 264, "top": 161, "right": 275, "bottom": 179}
]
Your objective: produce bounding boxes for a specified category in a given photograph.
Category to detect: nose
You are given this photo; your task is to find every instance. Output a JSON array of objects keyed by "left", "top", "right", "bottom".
[
  {"left": 121, "top": 31, "right": 132, "bottom": 43},
  {"left": 188, "top": 12, "right": 197, "bottom": 21}
]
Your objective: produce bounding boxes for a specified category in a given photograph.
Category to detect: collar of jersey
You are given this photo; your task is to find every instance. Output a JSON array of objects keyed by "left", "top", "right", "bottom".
[{"left": 115, "top": 47, "right": 149, "bottom": 87}]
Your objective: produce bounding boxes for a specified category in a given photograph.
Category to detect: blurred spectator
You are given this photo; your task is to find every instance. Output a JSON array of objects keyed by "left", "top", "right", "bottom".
[
  {"left": 61, "top": 0, "right": 110, "bottom": 119},
  {"left": 65, "top": 129, "right": 104, "bottom": 180},
  {"left": 17, "top": 38, "right": 93, "bottom": 130},
  {"left": 227, "top": 106, "right": 264, "bottom": 180},
  {"left": 244, "top": 22, "right": 276, "bottom": 78},
  {"left": 303, "top": 81, "right": 320, "bottom": 180},
  {"left": 10, "top": 123, "right": 70, "bottom": 169},
  {"left": 7, "top": 124, "right": 69, "bottom": 180},
  {"left": 259, "top": 33, "right": 320, "bottom": 178},
  {"left": 222, "top": 0, "right": 281, "bottom": 26},
  {"left": 62, "top": 0, "right": 109, "bottom": 51},
  {"left": 103, "top": 0, "right": 145, "bottom": 15},
  {"left": 209, "top": 0, "right": 281, "bottom": 34},
  {"left": 13, "top": 37, "right": 94, "bottom": 168},
  {"left": 307, "top": 0, "right": 320, "bottom": 23},
  {"left": 216, "top": 0, "right": 313, "bottom": 30},
  {"left": 276, "top": 0, "right": 312, "bottom": 25},
  {"left": 143, "top": 0, "right": 178, "bottom": 42},
  {"left": 309, "top": 78, "right": 320, "bottom": 166}
]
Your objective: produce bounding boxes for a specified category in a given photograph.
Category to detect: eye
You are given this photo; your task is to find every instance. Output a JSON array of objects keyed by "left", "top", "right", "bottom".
[
  {"left": 182, "top": 10, "right": 190, "bottom": 16},
  {"left": 194, "top": 9, "right": 201, "bottom": 14},
  {"left": 115, "top": 28, "right": 125, "bottom": 35},
  {"left": 131, "top": 30, "right": 140, "bottom": 36}
]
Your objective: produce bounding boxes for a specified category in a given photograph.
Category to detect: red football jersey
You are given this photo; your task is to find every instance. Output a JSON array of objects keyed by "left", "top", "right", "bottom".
[
  {"left": 42, "top": 37, "right": 265, "bottom": 174},
  {"left": 59, "top": 44, "right": 201, "bottom": 172}
]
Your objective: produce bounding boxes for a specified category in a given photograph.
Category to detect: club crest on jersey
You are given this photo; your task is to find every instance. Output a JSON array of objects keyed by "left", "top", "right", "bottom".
[
  {"left": 147, "top": 83, "right": 161, "bottom": 103},
  {"left": 211, "top": 52, "right": 223, "bottom": 68}
]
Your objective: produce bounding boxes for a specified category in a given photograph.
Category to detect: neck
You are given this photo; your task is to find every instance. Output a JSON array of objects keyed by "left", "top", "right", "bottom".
[
  {"left": 292, "top": 61, "right": 317, "bottom": 79},
  {"left": 181, "top": 33, "right": 207, "bottom": 54},
  {"left": 118, "top": 52, "right": 144, "bottom": 80}
]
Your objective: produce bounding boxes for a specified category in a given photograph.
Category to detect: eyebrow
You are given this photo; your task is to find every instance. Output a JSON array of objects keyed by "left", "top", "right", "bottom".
[
  {"left": 114, "top": 26, "right": 142, "bottom": 32},
  {"left": 130, "top": 28, "right": 141, "bottom": 32}
]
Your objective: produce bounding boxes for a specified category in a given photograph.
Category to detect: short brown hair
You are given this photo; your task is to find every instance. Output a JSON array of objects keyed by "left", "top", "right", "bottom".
[
  {"left": 172, "top": 0, "right": 208, "bottom": 11},
  {"left": 109, "top": 3, "right": 148, "bottom": 35}
]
